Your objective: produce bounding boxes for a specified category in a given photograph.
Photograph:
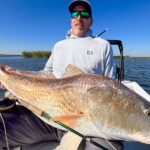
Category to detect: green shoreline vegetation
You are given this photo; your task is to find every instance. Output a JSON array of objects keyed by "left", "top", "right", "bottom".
[
  {"left": 114, "top": 56, "right": 150, "bottom": 59},
  {"left": 22, "top": 52, "right": 126, "bottom": 59},
  {"left": 22, "top": 51, "right": 51, "bottom": 58},
  {"left": 22, "top": 52, "right": 150, "bottom": 59},
  {"left": 0, "top": 53, "right": 150, "bottom": 59}
]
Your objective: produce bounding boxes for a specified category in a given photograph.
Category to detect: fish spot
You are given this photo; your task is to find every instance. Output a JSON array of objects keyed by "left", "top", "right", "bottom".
[{"left": 79, "top": 112, "right": 84, "bottom": 114}]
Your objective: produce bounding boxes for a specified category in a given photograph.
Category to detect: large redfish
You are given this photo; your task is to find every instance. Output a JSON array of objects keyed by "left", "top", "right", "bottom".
[{"left": 0, "top": 64, "right": 150, "bottom": 145}]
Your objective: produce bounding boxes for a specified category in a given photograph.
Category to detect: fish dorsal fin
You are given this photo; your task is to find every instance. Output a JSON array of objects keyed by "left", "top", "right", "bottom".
[{"left": 62, "top": 64, "right": 85, "bottom": 78}]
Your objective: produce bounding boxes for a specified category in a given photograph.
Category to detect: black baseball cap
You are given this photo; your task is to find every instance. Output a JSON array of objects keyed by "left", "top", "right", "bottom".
[{"left": 68, "top": 0, "right": 92, "bottom": 15}]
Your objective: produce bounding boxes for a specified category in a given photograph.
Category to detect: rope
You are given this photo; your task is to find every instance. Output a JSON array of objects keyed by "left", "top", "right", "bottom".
[
  {"left": 0, "top": 113, "right": 10, "bottom": 150},
  {"left": 19, "top": 99, "right": 109, "bottom": 150}
]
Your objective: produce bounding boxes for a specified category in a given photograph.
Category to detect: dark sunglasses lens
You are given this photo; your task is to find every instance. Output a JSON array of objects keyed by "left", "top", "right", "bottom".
[
  {"left": 80, "top": 11, "right": 90, "bottom": 18},
  {"left": 71, "top": 11, "right": 90, "bottom": 19},
  {"left": 71, "top": 11, "right": 79, "bottom": 18}
]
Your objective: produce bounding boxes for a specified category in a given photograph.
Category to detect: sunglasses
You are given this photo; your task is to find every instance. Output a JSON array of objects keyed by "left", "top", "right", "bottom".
[{"left": 71, "top": 11, "right": 91, "bottom": 19}]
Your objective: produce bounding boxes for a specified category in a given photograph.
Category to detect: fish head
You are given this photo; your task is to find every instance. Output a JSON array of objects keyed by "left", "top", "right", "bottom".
[{"left": 84, "top": 77, "right": 150, "bottom": 144}]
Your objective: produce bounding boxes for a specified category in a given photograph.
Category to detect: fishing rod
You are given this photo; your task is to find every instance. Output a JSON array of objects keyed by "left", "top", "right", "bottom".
[
  {"left": 42, "top": 112, "right": 109, "bottom": 150},
  {"left": 96, "top": 28, "right": 109, "bottom": 37},
  {"left": 95, "top": 28, "right": 124, "bottom": 81},
  {"left": 18, "top": 99, "right": 109, "bottom": 150}
]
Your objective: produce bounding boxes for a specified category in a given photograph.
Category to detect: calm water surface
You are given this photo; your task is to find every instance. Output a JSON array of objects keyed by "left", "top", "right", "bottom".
[
  {"left": 0, "top": 57, "right": 149, "bottom": 95},
  {"left": 0, "top": 56, "right": 150, "bottom": 150}
]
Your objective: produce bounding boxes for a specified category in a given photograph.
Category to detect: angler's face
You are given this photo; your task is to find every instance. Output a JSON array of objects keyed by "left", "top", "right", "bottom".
[{"left": 71, "top": 5, "right": 93, "bottom": 37}]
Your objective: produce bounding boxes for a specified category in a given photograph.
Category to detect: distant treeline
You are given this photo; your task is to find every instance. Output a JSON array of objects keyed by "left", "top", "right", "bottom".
[
  {"left": 0, "top": 54, "right": 21, "bottom": 57},
  {"left": 22, "top": 51, "right": 51, "bottom": 58},
  {"left": 114, "top": 56, "right": 150, "bottom": 59},
  {"left": 21, "top": 51, "right": 150, "bottom": 59},
  {"left": 114, "top": 55, "right": 130, "bottom": 59}
]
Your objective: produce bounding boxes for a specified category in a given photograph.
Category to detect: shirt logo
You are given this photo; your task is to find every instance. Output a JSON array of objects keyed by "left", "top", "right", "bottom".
[{"left": 87, "top": 50, "right": 93, "bottom": 55}]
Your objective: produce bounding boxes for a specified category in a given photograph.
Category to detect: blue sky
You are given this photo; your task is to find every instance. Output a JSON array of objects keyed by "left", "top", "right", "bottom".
[{"left": 0, "top": 0, "right": 150, "bottom": 56}]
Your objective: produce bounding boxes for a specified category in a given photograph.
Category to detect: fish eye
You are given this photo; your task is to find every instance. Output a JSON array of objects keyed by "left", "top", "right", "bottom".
[{"left": 143, "top": 109, "right": 150, "bottom": 116}]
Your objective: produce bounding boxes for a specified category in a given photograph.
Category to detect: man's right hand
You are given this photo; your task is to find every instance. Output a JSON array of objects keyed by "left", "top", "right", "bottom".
[
  {"left": 0, "top": 64, "right": 13, "bottom": 71},
  {"left": 0, "top": 64, "right": 13, "bottom": 89},
  {"left": 0, "top": 64, "right": 7, "bottom": 89}
]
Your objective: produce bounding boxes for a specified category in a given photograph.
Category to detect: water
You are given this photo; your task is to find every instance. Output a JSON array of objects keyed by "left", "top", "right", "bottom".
[
  {"left": 1, "top": 57, "right": 149, "bottom": 96},
  {"left": 0, "top": 56, "right": 150, "bottom": 149},
  {"left": 0, "top": 56, "right": 46, "bottom": 71},
  {"left": 0, "top": 56, "right": 47, "bottom": 97},
  {"left": 124, "top": 58, "right": 150, "bottom": 94}
]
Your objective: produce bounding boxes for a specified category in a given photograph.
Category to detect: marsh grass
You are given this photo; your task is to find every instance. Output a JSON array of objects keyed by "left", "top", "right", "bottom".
[{"left": 22, "top": 51, "right": 51, "bottom": 58}]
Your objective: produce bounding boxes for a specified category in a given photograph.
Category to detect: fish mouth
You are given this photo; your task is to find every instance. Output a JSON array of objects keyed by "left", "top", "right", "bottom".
[
  {"left": 128, "top": 132, "right": 150, "bottom": 144},
  {"left": 138, "top": 137, "right": 150, "bottom": 144}
]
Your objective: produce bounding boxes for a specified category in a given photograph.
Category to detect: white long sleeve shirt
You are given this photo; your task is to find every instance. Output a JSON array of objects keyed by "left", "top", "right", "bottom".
[{"left": 44, "top": 30, "right": 114, "bottom": 79}]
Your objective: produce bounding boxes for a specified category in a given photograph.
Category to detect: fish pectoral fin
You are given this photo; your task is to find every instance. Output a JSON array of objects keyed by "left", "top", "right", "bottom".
[
  {"left": 51, "top": 115, "right": 83, "bottom": 127},
  {"left": 62, "top": 64, "right": 85, "bottom": 78}
]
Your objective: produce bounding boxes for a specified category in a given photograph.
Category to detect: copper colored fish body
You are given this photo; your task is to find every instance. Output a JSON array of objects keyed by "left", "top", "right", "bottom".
[{"left": 0, "top": 64, "right": 150, "bottom": 144}]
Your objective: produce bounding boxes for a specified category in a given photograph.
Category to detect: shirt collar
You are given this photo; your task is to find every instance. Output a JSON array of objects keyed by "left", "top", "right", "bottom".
[{"left": 66, "top": 29, "right": 94, "bottom": 39}]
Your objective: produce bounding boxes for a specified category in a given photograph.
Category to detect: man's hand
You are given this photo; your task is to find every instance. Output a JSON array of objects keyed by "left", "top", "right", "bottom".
[
  {"left": 0, "top": 64, "right": 13, "bottom": 71},
  {"left": 0, "top": 64, "right": 13, "bottom": 89}
]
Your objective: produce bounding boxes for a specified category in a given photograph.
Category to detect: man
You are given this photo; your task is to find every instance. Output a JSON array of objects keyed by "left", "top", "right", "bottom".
[
  {"left": 44, "top": 1, "right": 122, "bottom": 150},
  {"left": 44, "top": 0, "right": 114, "bottom": 79}
]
